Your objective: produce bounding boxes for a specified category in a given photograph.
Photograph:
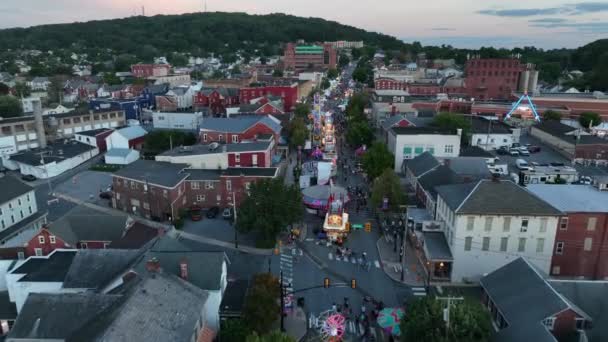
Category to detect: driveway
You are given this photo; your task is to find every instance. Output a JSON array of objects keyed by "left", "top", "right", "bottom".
[
  {"left": 181, "top": 216, "right": 259, "bottom": 248},
  {"left": 54, "top": 170, "right": 114, "bottom": 206}
]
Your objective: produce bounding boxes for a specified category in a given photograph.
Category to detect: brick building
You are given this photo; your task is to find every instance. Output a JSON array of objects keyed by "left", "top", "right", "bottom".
[
  {"left": 239, "top": 81, "right": 299, "bottom": 112},
  {"left": 112, "top": 160, "right": 278, "bottom": 221},
  {"left": 528, "top": 184, "right": 608, "bottom": 279},
  {"left": 199, "top": 116, "right": 282, "bottom": 146},
  {"left": 283, "top": 43, "right": 337, "bottom": 72},
  {"left": 131, "top": 64, "right": 171, "bottom": 78},
  {"left": 374, "top": 78, "right": 467, "bottom": 97},
  {"left": 464, "top": 58, "right": 524, "bottom": 100},
  {"left": 194, "top": 88, "right": 240, "bottom": 115}
]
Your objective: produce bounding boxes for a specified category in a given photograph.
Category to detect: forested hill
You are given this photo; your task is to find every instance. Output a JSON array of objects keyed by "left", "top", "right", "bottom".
[{"left": 0, "top": 12, "right": 404, "bottom": 55}]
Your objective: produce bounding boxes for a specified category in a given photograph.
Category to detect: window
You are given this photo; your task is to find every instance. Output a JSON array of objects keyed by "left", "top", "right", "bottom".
[
  {"left": 560, "top": 217, "right": 568, "bottom": 230},
  {"left": 38, "top": 236, "right": 45, "bottom": 244},
  {"left": 466, "top": 217, "right": 474, "bottom": 231},
  {"left": 143, "top": 202, "right": 150, "bottom": 210},
  {"left": 10, "top": 215, "right": 14, "bottom": 224},
  {"left": 205, "top": 181, "right": 214, "bottom": 190},
  {"left": 414, "top": 146, "right": 424, "bottom": 155},
  {"left": 520, "top": 218, "right": 529, "bottom": 232},
  {"left": 8, "top": 203, "right": 12, "bottom": 209},
  {"left": 464, "top": 237, "right": 472, "bottom": 251},
  {"left": 0, "top": 208, "right": 2, "bottom": 215},
  {"left": 587, "top": 217, "right": 597, "bottom": 231},
  {"left": 216, "top": 194, "right": 221, "bottom": 202},
  {"left": 163, "top": 190, "right": 168, "bottom": 198},
  {"left": 403, "top": 146, "right": 412, "bottom": 156},
  {"left": 536, "top": 238, "right": 545, "bottom": 253},
  {"left": 484, "top": 217, "right": 493, "bottom": 232},
  {"left": 196, "top": 195, "right": 205, "bottom": 202},
  {"left": 444, "top": 145, "right": 454, "bottom": 154},
  {"left": 556, "top": 242, "right": 564, "bottom": 255},
  {"left": 219, "top": 134, "right": 223, "bottom": 142},
  {"left": 542, "top": 318, "right": 555, "bottom": 330},
  {"left": 500, "top": 237, "right": 508, "bottom": 252},
  {"left": 19, "top": 210, "right": 23, "bottom": 219},
  {"left": 191, "top": 182, "right": 200, "bottom": 190},
  {"left": 0, "top": 220, "right": 4, "bottom": 229},
  {"left": 518, "top": 238, "right": 526, "bottom": 252},
  {"left": 50, "top": 236, "right": 56, "bottom": 244},
  {"left": 552, "top": 266, "right": 561, "bottom": 275},
  {"left": 226, "top": 180, "right": 232, "bottom": 191},
  {"left": 130, "top": 181, "right": 136, "bottom": 189},
  {"left": 503, "top": 217, "right": 511, "bottom": 232},
  {"left": 203, "top": 134, "right": 208, "bottom": 142},
  {"left": 81, "top": 242, "right": 88, "bottom": 249},
  {"left": 232, "top": 135, "right": 239, "bottom": 143},
  {"left": 34, "top": 248, "right": 43, "bottom": 256},
  {"left": 17, "top": 251, "right": 24, "bottom": 259},
  {"left": 235, "top": 153, "right": 240, "bottom": 164},
  {"left": 539, "top": 218, "right": 548, "bottom": 233},
  {"left": 17, "top": 199, "right": 21, "bottom": 206},
  {"left": 584, "top": 237, "right": 593, "bottom": 251},
  {"left": 482, "top": 237, "right": 490, "bottom": 251}
]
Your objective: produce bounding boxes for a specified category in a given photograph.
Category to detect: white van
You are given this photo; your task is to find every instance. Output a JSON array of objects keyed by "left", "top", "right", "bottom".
[{"left": 516, "top": 159, "right": 530, "bottom": 170}]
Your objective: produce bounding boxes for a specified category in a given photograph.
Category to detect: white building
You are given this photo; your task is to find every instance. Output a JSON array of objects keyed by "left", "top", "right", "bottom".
[
  {"left": 151, "top": 74, "right": 191, "bottom": 87},
  {"left": 387, "top": 126, "right": 461, "bottom": 173},
  {"left": 42, "top": 104, "right": 73, "bottom": 116},
  {"left": 152, "top": 111, "right": 203, "bottom": 130},
  {"left": 0, "top": 175, "right": 46, "bottom": 245},
  {"left": 20, "top": 97, "right": 41, "bottom": 114},
  {"left": 27, "top": 77, "right": 50, "bottom": 91},
  {"left": 433, "top": 179, "right": 563, "bottom": 283},
  {"left": 105, "top": 126, "right": 147, "bottom": 150},
  {"left": 470, "top": 117, "right": 517, "bottom": 150},
  {"left": 105, "top": 148, "right": 140, "bottom": 165}
]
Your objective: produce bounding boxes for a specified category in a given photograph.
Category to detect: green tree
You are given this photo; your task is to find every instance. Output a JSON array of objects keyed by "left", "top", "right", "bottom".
[
  {"left": 236, "top": 178, "right": 303, "bottom": 247},
  {"left": 542, "top": 110, "right": 562, "bottom": 121},
  {"left": 231, "top": 65, "right": 242, "bottom": 75},
  {"left": 220, "top": 319, "right": 249, "bottom": 342},
  {"left": 579, "top": 111, "right": 601, "bottom": 128},
  {"left": 47, "top": 75, "right": 68, "bottom": 105},
  {"left": 14, "top": 83, "right": 31, "bottom": 97},
  {"left": 370, "top": 168, "right": 404, "bottom": 212},
  {"left": 362, "top": 142, "right": 394, "bottom": 179},
  {"left": 432, "top": 112, "right": 471, "bottom": 145},
  {"left": 294, "top": 103, "right": 311, "bottom": 119},
  {"left": 346, "top": 120, "right": 373, "bottom": 147},
  {"left": 169, "top": 52, "right": 188, "bottom": 67},
  {"left": 345, "top": 92, "right": 369, "bottom": 121},
  {"left": 246, "top": 331, "right": 295, "bottom": 342},
  {"left": 320, "top": 77, "right": 330, "bottom": 90},
  {"left": 288, "top": 117, "right": 308, "bottom": 148},
  {"left": 272, "top": 69, "right": 284, "bottom": 77},
  {"left": 243, "top": 273, "right": 281, "bottom": 334},
  {"left": 326, "top": 68, "right": 339, "bottom": 80},
  {"left": 400, "top": 297, "right": 491, "bottom": 342},
  {"left": 143, "top": 130, "right": 196, "bottom": 155},
  {"left": 338, "top": 53, "right": 350, "bottom": 69},
  {"left": 103, "top": 73, "right": 122, "bottom": 85},
  {"left": 211, "top": 69, "right": 226, "bottom": 79},
  {"left": 0, "top": 95, "right": 23, "bottom": 117}
]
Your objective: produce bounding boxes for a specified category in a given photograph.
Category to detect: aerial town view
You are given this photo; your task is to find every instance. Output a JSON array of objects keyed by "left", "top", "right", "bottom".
[{"left": 0, "top": 1, "right": 607, "bottom": 341}]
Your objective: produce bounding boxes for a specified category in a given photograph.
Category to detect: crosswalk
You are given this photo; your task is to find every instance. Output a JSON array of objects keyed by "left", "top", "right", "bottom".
[
  {"left": 412, "top": 286, "right": 427, "bottom": 297},
  {"left": 309, "top": 312, "right": 377, "bottom": 337},
  {"left": 327, "top": 253, "right": 381, "bottom": 269},
  {"left": 280, "top": 247, "right": 295, "bottom": 311}
]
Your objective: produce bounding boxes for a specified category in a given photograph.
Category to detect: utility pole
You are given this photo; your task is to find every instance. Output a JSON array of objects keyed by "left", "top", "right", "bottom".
[
  {"left": 280, "top": 270, "right": 285, "bottom": 332},
  {"left": 436, "top": 296, "right": 464, "bottom": 340},
  {"left": 233, "top": 191, "right": 238, "bottom": 249},
  {"left": 37, "top": 152, "right": 53, "bottom": 196}
]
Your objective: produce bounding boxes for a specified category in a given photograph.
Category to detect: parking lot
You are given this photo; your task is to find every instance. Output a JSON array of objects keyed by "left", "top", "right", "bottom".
[
  {"left": 182, "top": 214, "right": 260, "bottom": 247},
  {"left": 54, "top": 170, "right": 114, "bottom": 206},
  {"left": 490, "top": 134, "right": 608, "bottom": 178}
]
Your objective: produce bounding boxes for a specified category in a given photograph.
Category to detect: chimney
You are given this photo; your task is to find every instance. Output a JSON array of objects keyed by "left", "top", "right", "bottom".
[
  {"left": 33, "top": 98, "right": 47, "bottom": 149},
  {"left": 146, "top": 257, "right": 160, "bottom": 273},
  {"left": 179, "top": 258, "right": 188, "bottom": 280}
]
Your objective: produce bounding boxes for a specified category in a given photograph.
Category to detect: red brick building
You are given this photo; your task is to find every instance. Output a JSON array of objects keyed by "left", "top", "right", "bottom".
[
  {"left": 464, "top": 58, "right": 524, "bottom": 100},
  {"left": 131, "top": 64, "right": 171, "bottom": 78},
  {"left": 527, "top": 183, "right": 608, "bottom": 279},
  {"left": 112, "top": 160, "right": 278, "bottom": 220},
  {"left": 374, "top": 78, "right": 466, "bottom": 97},
  {"left": 74, "top": 128, "right": 114, "bottom": 152},
  {"left": 194, "top": 88, "right": 240, "bottom": 115},
  {"left": 239, "top": 84, "right": 298, "bottom": 112},
  {"left": 283, "top": 43, "right": 337, "bottom": 72},
  {"left": 199, "top": 116, "right": 282, "bottom": 146},
  {"left": 24, "top": 228, "right": 70, "bottom": 256}
]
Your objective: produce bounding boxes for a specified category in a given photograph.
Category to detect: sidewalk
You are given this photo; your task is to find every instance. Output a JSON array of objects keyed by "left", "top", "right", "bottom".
[
  {"left": 376, "top": 236, "right": 425, "bottom": 286},
  {"left": 284, "top": 307, "right": 307, "bottom": 341},
  {"left": 176, "top": 231, "right": 273, "bottom": 255}
]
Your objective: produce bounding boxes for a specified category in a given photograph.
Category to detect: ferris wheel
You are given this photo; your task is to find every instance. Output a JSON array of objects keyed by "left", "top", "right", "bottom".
[{"left": 316, "top": 309, "right": 346, "bottom": 341}]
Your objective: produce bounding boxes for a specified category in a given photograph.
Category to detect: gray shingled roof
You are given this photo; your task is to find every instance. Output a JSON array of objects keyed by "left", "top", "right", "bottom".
[
  {"left": 48, "top": 206, "right": 129, "bottom": 245},
  {"left": 417, "top": 165, "right": 459, "bottom": 199},
  {"left": 8, "top": 293, "right": 122, "bottom": 340},
  {"left": 434, "top": 181, "right": 480, "bottom": 210},
  {"left": 422, "top": 232, "right": 453, "bottom": 261},
  {"left": 527, "top": 184, "right": 608, "bottom": 213},
  {"left": 446, "top": 157, "right": 491, "bottom": 178},
  {"left": 62, "top": 249, "right": 143, "bottom": 289},
  {"left": 0, "top": 176, "right": 33, "bottom": 206},
  {"left": 114, "top": 160, "right": 189, "bottom": 188},
  {"left": 437, "top": 180, "right": 562, "bottom": 216},
  {"left": 481, "top": 258, "right": 570, "bottom": 342},
  {"left": 200, "top": 116, "right": 281, "bottom": 134},
  {"left": 11, "top": 250, "right": 76, "bottom": 283},
  {"left": 95, "top": 272, "right": 209, "bottom": 342},
  {"left": 405, "top": 152, "right": 440, "bottom": 177},
  {"left": 470, "top": 117, "right": 513, "bottom": 134},
  {"left": 158, "top": 141, "right": 271, "bottom": 157}
]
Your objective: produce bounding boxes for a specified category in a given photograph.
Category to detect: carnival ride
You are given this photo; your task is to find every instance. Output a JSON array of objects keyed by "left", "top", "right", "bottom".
[
  {"left": 504, "top": 92, "right": 541, "bottom": 122},
  {"left": 322, "top": 189, "right": 349, "bottom": 242},
  {"left": 316, "top": 310, "right": 346, "bottom": 341}
]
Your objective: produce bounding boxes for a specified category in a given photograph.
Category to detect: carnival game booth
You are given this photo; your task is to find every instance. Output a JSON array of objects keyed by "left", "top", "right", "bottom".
[
  {"left": 302, "top": 184, "right": 349, "bottom": 215},
  {"left": 323, "top": 194, "right": 349, "bottom": 242}
]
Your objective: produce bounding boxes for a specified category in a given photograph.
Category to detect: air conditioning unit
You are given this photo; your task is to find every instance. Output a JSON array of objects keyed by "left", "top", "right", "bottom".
[
  {"left": 208, "top": 142, "right": 220, "bottom": 151},
  {"left": 422, "top": 220, "right": 442, "bottom": 232}
]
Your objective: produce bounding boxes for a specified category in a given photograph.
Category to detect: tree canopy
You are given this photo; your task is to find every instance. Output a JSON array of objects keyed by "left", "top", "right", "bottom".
[
  {"left": 220, "top": 319, "right": 249, "bottom": 342},
  {"left": 14, "top": 83, "right": 31, "bottom": 97},
  {"left": 362, "top": 142, "right": 394, "bottom": 179},
  {"left": 542, "top": 110, "right": 562, "bottom": 121},
  {"left": 0, "top": 95, "right": 23, "bottom": 118},
  {"left": 246, "top": 331, "right": 295, "bottom": 342},
  {"left": 346, "top": 120, "right": 373, "bottom": 147},
  {"left": 142, "top": 130, "right": 197, "bottom": 156},
  {"left": 370, "top": 169, "right": 404, "bottom": 212},
  {"left": 578, "top": 111, "right": 601, "bottom": 128},
  {"left": 288, "top": 117, "right": 308, "bottom": 148},
  {"left": 432, "top": 112, "right": 471, "bottom": 145},
  {"left": 294, "top": 103, "right": 311, "bottom": 119},
  {"left": 243, "top": 273, "right": 281, "bottom": 334},
  {"left": 326, "top": 68, "right": 339, "bottom": 80},
  {"left": 236, "top": 178, "right": 303, "bottom": 247}
]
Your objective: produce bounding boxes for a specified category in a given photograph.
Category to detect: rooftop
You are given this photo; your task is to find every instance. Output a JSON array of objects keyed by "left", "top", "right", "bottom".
[
  {"left": 47, "top": 205, "right": 130, "bottom": 245},
  {"left": 436, "top": 179, "right": 562, "bottom": 216},
  {"left": 113, "top": 125, "right": 148, "bottom": 140},
  {"left": 75, "top": 128, "right": 114, "bottom": 137},
  {"left": 62, "top": 249, "right": 143, "bottom": 290},
  {"left": 10, "top": 141, "right": 97, "bottom": 166},
  {"left": 423, "top": 232, "right": 453, "bottom": 261},
  {"left": 391, "top": 126, "right": 456, "bottom": 135},
  {"left": 404, "top": 152, "right": 440, "bottom": 177},
  {"left": 459, "top": 146, "right": 494, "bottom": 158},
  {"left": 0, "top": 175, "right": 33, "bottom": 206},
  {"left": 527, "top": 184, "right": 608, "bottom": 213},
  {"left": 11, "top": 250, "right": 77, "bottom": 282},
  {"left": 114, "top": 160, "right": 189, "bottom": 188},
  {"left": 200, "top": 115, "right": 281, "bottom": 134},
  {"left": 417, "top": 165, "right": 459, "bottom": 199},
  {"left": 470, "top": 117, "right": 513, "bottom": 134},
  {"left": 158, "top": 140, "right": 272, "bottom": 157}
]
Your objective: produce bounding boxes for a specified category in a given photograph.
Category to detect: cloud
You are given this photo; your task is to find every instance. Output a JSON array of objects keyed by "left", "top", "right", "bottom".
[
  {"left": 477, "top": 8, "right": 563, "bottom": 17},
  {"left": 529, "top": 20, "right": 608, "bottom": 33},
  {"left": 479, "top": 2, "right": 608, "bottom": 17},
  {"left": 528, "top": 18, "right": 568, "bottom": 23},
  {"left": 430, "top": 27, "right": 455, "bottom": 31}
]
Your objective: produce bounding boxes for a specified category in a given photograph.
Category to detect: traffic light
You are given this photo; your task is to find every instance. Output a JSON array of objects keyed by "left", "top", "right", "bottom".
[
  {"left": 350, "top": 279, "right": 356, "bottom": 289},
  {"left": 324, "top": 277, "right": 330, "bottom": 288},
  {"left": 365, "top": 222, "right": 371, "bottom": 232},
  {"left": 345, "top": 222, "right": 350, "bottom": 232}
]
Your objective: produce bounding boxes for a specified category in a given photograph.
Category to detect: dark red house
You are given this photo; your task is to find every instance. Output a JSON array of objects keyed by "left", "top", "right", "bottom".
[
  {"left": 74, "top": 128, "right": 114, "bottom": 152},
  {"left": 239, "top": 84, "right": 298, "bottom": 112},
  {"left": 194, "top": 87, "right": 240, "bottom": 115},
  {"left": 199, "top": 116, "right": 282, "bottom": 145}
]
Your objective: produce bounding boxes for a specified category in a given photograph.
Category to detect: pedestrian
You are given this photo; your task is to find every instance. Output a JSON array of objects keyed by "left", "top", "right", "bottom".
[{"left": 332, "top": 303, "right": 337, "bottom": 312}]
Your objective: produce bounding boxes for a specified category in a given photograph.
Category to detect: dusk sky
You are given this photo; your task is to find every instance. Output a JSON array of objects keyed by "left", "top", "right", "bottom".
[{"left": 1, "top": 0, "right": 607, "bottom": 49}]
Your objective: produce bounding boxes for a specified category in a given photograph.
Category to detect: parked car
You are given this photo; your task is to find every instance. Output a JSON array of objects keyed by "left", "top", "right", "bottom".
[
  {"left": 21, "top": 174, "right": 37, "bottom": 182},
  {"left": 223, "top": 207, "right": 234, "bottom": 220},
  {"left": 516, "top": 159, "right": 530, "bottom": 170},
  {"left": 206, "top": 206, "right": 220, "bottom": 219},
  {"left": 511, "top": 143, "right": 521, "bottom": 148},
  {"left": 497, "top": 146, "right": 509, "bottom": 155},
  {"left": 509, "top": 148, "right": 520, "bottom": 156},
  {"left": 519, "top": 148, "right": 530, "bottom": 156},
  {"left": 528, "top": 145, "right": 541, "bottom": 153},
  {"left": 99, "top": 191, "right": 112, "bottom": 200}
]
